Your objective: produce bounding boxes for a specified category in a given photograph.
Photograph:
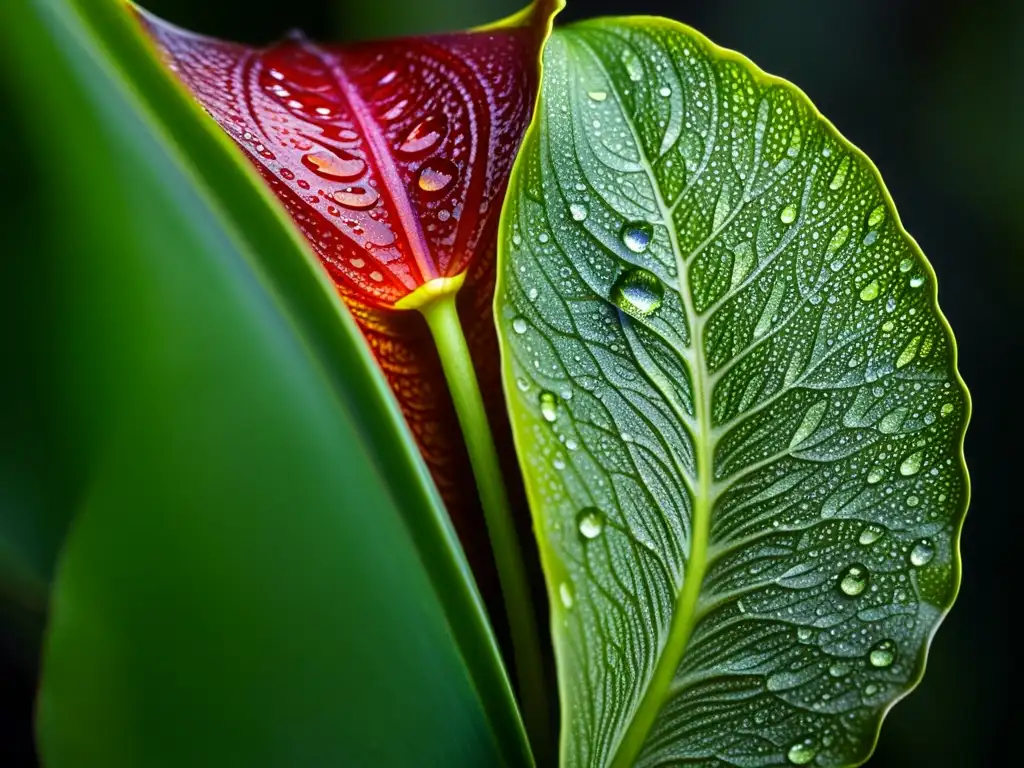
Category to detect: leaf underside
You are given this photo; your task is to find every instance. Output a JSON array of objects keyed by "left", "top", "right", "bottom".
[
  {"left": 140, "top": 6, "right": 556, "bottom": 597},
  {"left": 498, "top": 18, "right": 968, "bottom": 768}
]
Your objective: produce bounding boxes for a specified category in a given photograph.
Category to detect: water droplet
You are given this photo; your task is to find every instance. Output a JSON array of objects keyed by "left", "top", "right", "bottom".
[
  {"left": 611, "top": 268, "right": 664, "bottom": 318},
  {"left": 899, "top": 257, "right": 914, "bottom": 273},
  {"left": 839, "top": 563, "right": 869, "bottom": 596},
  {"left": 559, "top": 582, "right": 574, "bottom": 609},
  {"left": 910, "top": 539, "right": 935, "bottom": 566},
  {"left": 577, "top": 508, "right": 605, "bottom": 539},
  {"left": 797, "top": 627, "right": 814, "bottom": 642},
  {"left": 417, "top": 158, "right": 459, "bottom": 197},
  {"left": 539, "top": 391, "right": 558, "bottom": 422},
  {"left": 859, "top": 280, "right": 880, "bottom": 302},
  {"left": 788, "top": 740, "right": 816, "bottom": 765},
  {"left": 859, "top": 525, "right": 883, "bottom": 545},
  {"left": 621, "top": 221, "right": 653, "bottom": 253},
  {"left": 397, "top": 114, "right": 448, "bottom": 157},
  {"left": 830, "top": 155, "right": 850, "bottom": 190},
  {"left": 301, "top": 149, "right": 366, "bottom": 181},
  {"left": 659, "top": 85, "right": 672, "bottom": 97},
  {"left": 864, "top": 683, "right": 880, "bottom": 696},
  {"left": 333, "top": 186, "right": 380, "bottom": 210},
  {"left": 869, "top": 639, "right": 896, "bottom": 668},
  {"left": 570, "top": 202, "right": 589, "bottom": 221},
  {"left": 827, "top": 225, "right": 850, "bottom": 253},
  {"left": 830, "top": 662, "right": 851, "bottom": 677},
  {"left": 516, "top": 377, "right": 530, "bottom": 392},
  {"left": 941, "top": 403, "right": 954, "bottom": 416},
  {"left": 868, "top": 204, "right": 886, "bottom": 227},
  {"left": 896, "top": 335, "right": 921, "bottom": 368},
  {"left": 780, "top": 204, "right": 797, "bottom": 224},
  {"left": 867, "top": 468, "right": 885, "bottom": 484},
  {"left": 909, "top": 275, "right": 925, "bottom": 288},
  {"left": 900, "top": 451, "right": 923, "bottom": 476},
  {"left": 587, "top": 90, "right": 607, "bottom": 102},
  {"left": 512, "top": 317, "right": 528, "bottom": 335},
  {"left": 622, "top": 50, "right": 643, "bottom": 81}
]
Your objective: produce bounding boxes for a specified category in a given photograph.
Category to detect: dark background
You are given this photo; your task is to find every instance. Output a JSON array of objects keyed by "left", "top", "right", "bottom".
[{"left": 3, "top": 0, "right": 1018, "bottom": 764}]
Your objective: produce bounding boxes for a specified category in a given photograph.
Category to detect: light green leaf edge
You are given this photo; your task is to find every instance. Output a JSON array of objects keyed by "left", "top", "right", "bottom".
[
  {"left": 495, "top": 15, "right": 970, "bottom": 768},
  {"left": 3, "top": 0, "right": 531, "bottom": 763}
]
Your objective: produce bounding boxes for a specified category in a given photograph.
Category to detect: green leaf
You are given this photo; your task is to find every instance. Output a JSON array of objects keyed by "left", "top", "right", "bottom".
[
  {"left": 0, "top": 0, "right": 528, "bottom": 764},
  {"left": 496, "top": 17, "right": 969, "bottom": 767}
]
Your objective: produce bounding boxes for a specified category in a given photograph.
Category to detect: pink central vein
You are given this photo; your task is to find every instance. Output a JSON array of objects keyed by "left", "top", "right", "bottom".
[{"left": 313, "top": 42, "right": 439, "bottom": 286}]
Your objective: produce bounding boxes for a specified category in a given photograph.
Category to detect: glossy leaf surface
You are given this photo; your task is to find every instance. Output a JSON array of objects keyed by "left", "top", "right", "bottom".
[
  {"left": 140, "top": 4, "right": 557, "bottom": 582},
  {"left": 497, "top": 18, "right": 969, "bottom": 767},
  {"left": 1, "top": 0, "right": 527, "bottom": 764}
]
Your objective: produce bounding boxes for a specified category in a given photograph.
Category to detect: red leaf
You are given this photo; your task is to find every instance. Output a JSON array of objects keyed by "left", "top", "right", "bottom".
[{"left": 137, "top": 6, "right": 555, "bottom": 605}]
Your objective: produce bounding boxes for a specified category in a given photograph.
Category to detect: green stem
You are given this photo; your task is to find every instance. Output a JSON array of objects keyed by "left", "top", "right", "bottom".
[{"left": 420, "top": 293, "right": 551, "bottom": 762}]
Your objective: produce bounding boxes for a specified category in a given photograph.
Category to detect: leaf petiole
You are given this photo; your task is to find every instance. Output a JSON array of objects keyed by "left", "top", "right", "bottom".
[{"left": 418, "top": 286, "right": 551, "bottom": 762}]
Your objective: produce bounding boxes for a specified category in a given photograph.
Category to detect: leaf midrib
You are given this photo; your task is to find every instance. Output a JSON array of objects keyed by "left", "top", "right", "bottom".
[{"left": 564, "top": 31, "right": 715, "bottom": 768}]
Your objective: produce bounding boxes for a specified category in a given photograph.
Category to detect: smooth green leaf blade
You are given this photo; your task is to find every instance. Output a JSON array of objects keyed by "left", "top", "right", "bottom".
[
  {"left": 0, "top": 0, "right": 528, "bottom": 764},
  {"left": 496, "top": 17, "right": 969, "bottom": 767}
]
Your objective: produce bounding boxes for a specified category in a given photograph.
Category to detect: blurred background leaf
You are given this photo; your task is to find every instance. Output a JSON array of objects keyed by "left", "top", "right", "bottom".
[
  {"left": 0, "top": 0, "right": 529, "bottom": 765},
  {"left": 1, "top": 0, "right": 1019, "bottom": 765}
]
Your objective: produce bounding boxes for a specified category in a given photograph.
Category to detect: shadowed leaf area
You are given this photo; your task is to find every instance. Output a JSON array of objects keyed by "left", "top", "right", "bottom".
[
  {"left": 497, "top": 17, "right": 968, "bottom": 768},
  {"left": 138, "top": 2, "right": 556, "bottom": 608}
]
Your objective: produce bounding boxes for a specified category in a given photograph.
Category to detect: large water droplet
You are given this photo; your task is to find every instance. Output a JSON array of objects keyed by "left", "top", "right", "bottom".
[
  {"left": 397, "top": 114, "right": 448, "bottom": 157},
  {"left": 539, "top": 391, "right": 558, "bottom": 423},
  {"left": 859, "top": 525, "right": 883, "bottom": 545},
  {"left": 780, "top": 204, "right": 797, "bottom": 224},
  {"left": 787, "top": 740, "right": 816, "bottom": 765},
  {"left": 559, "top": 582, "right": 574, "bottom": 609},
  {"left": 839, "top": 563, "right": 869, "bottom": 596},
  {"left": 301, "top": 149, "right": 366, "bottom": 181},
  {"left": 900, "top": 451, "right": 923, "bottom": 476},
  {"left": 859, "top": 280, "right": 880, "bottom": 302},
  {"left": 869, "top": 639, "right": 896, "bottom": 668},
  {"left": 611, "top": 268, "right": 664, "bottom": 319},
  {"left": 621, "top": 221, "right": 653, "bottom": 253},
  {"left": 910, "top": 539, "right": 935, "bottom": 566},
  {"left": 512, "top": 317, "right": 528, "bottom": 335},
  {"left": 417, "top": 158, "right": 459, "bottom": 197},
  {"left": 868, "top": 204, "right": 886, "bottom": 227},
  {"left": 577, "top": 508, "right": 605, "bottom": 540},
  {"left": 333, "top": 185, "right": 380, "bottom": 210},
  {"left": 588, "top": 90, "right": 607, "bottom": 102},
  {"left": 569, "top": 202, "right": 589, "bottom": 221}
]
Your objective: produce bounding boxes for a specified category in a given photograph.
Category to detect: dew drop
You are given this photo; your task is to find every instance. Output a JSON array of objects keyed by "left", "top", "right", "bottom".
[
  {"left": 622, "top": 50, "right": 643, "bottom": 82},
  {"left": 859, "top": 280, "right": 880, "bottom": 302},
  {"left": 416, "top": 158, "right": 459, "bottom": 197},
  {"left": 611, "top": 268, "right": 664, "bottom": 318},
  {"left": 576, "top": 508, "right": 605, "bottom": 540},
  {"left": 899, "top": 257, "right": 914, "bottom": 273},
  {"left": 909, "top": 539, "right": 935, "bottom": 566},
  {"left": 512, "top": 317, "right": 528, "bottom": 335},
  {"left": 587, "top": 90, "right": 607, "bottom": 102},
  {"left": 941, "top": 403, "right": 954, "bottom": 416},
  {"left": 539, "top": 391, "right": 558, "bottom": 422},
  {"left": 827, "top": 225, "right": 850, "bottom": 253},
  {"left": 621, "top": 221, "right": 654, "bottom": 253},
  {"left": 333, "top": 185, "right": 380, "bottom": 210},
  {"left": 867, "top": 468, "right": 885, "bottom": 484},
  {"left": 397, "top": 114, "right": 448, "bottom": 157},
  {"left": 570, "top": 202, "right": 589, "bottom": 221},
  {"left": 868, "top": 204, "right": 886, "bottom": 227},
  {"left": 839, "top": 563, "right": 869, "bottom": 596},
  {"left": 559, "top": 582, "right": 574, "bottom": 609},
  {"left": 787, "top": 740, "right": 816, "bottom": 765},
  {"left": 900, "top": 451, "right": 923, "bottom": 476},
  {"left": 301, "top": 149, "right": 365, "bottom": 181},
  {"left": 780, "top": 204, "right": 797, "bottom": 224},
  {"left": 796, "top": 627, "right": 814, "bottom": 642},
  {"left": 859, "top": 525, "right": 883, "bottom": 545},
  {"left": 869, "top": 639, "right": 896, "bottom": 668},
  {"left": 659, "top": 85, "right": 672, "bottom": 97},
  {"left": 909, "top": 275, "right": 925, "bottom": 288}
]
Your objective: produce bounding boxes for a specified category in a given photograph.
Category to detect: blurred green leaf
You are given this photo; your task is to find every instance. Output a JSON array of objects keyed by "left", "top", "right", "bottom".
[
  {"left": 496, "top": 17, "right": 968, "bottom": 767},
  {"left": 0, "top": 0, "right": 528, "bottom": 764}
]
